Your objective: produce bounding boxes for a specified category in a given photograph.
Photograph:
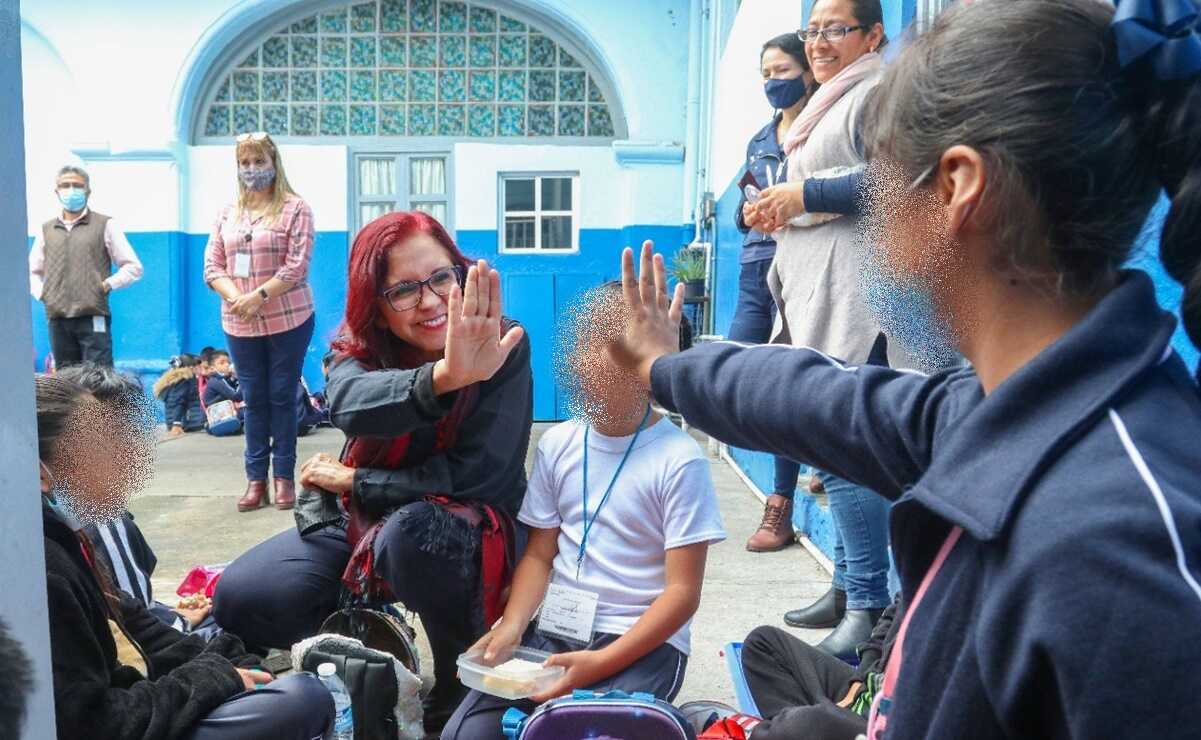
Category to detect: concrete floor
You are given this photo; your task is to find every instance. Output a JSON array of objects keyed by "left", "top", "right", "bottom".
[{"left": 131, "top": 422, "right": 833, "bottom": 706}]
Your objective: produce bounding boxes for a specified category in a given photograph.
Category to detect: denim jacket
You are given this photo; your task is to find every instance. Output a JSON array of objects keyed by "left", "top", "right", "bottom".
[{"left": 734, "top": 115, "right": 786, "bottom": 264}]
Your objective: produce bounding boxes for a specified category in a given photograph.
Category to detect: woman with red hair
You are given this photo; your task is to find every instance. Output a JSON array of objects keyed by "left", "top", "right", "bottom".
[{"left": 214, "top": 211, "right": 532, "bottom": 731}]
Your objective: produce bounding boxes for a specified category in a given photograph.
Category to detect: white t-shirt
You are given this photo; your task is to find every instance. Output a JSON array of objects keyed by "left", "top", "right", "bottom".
[{"left": 518, "top": 416, "right": 726, "bottom": 655}]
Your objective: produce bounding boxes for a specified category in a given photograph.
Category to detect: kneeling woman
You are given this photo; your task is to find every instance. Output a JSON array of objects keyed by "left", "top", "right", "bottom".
[
  {"left": 214, "top": 212, "right": 532, "bottom": 729},
  {"left": 37, "top": 375, "right": 332, "bottom": 739}
]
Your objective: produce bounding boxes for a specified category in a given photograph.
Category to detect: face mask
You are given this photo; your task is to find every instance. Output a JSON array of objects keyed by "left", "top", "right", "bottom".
[
  {"left": 239, "top": 166, "right": 276, "bottom": 192},
  {"left": 764, "top": 76, "right": 808, "bottom": 110},
  {"left": 41, "top": 462, "right": 85, "bottom": 532},
  {"left": 57, "top": 186, "right": 88, "bottom": 212}
]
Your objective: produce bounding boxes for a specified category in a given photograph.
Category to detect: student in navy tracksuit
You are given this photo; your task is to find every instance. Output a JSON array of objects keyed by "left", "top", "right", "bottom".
[{"left": 612, "top": 0, "right": 1201, "bottom": 736}]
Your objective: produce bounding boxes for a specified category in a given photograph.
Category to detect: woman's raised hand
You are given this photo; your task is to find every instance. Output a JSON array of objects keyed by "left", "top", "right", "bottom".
[
  {"left": 433, "top": 259, "right": 525, "bottom": 395},
  {"left": 609, "top": 241, "right": 685, "bottom": 388}
]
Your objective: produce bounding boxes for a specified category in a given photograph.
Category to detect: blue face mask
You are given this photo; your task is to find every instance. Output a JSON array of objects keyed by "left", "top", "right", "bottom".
[
  {"left": 57, "top": 186, "right": 88, "bottom": 213},
  {"left": 764, "top": 76, "right": 808, "bottom": 110}
]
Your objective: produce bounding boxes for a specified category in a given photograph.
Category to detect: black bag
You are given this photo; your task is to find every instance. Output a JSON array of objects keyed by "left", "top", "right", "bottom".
[{"left": 297, "top": 608, "right": 423, "bottom": 740}]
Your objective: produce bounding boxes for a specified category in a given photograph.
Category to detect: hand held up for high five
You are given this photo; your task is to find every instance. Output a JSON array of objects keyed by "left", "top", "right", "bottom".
[
  {"left": 608, "top": 241, "right": 685, "bottom": 388},
  {"left": 432, "top": 259, "right": 525, "bottom": 395}
]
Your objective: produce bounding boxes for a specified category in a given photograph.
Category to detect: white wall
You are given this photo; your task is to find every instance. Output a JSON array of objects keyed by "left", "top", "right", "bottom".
[
  {"left": 708, "top": 0, "right": 802, "bottom": 192},
  {"left": 186, "top": 144, "right": 349, "bottom": 233},
  {"left": 22, "top": 0, "right": 696, "bottom": 236},
  {"left": 454, "top": 142, "right": 683, "bottom": 230}
]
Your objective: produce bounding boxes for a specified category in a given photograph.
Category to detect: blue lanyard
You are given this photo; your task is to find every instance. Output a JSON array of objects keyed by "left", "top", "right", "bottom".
[{"left": 577, "top": 405, "right": 652, "bottom": 578}]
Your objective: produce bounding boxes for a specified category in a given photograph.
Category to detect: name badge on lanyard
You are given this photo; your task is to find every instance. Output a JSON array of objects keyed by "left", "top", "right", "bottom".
[
  {"left": 233, "top": 232, "right": 252, "bottom": 278},
  {"left": 537, "top": 583, "right": 599, "bottom": 643}
]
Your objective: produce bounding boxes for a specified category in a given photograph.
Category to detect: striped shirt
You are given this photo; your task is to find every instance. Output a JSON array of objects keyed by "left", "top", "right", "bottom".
[{"left": 203, "top": 194, "right": 315, "bottom": 337}]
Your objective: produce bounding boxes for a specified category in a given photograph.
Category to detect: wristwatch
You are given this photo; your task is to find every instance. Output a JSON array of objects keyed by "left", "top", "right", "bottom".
[{"left": 257, "top": 287, "right": 269, "bottom": 302}]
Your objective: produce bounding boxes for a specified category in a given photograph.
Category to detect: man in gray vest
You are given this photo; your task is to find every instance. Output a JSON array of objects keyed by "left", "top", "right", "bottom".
[{"left": 28, "top": 165, "right": 143, "bottom": 367}]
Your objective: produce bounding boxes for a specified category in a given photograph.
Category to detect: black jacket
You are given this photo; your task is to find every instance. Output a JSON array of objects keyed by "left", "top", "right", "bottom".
[
  {"left": 325, "top": 325, "right": 533, "bottom": 517},
  {"left": 201, "top": 373, "right": 242, "bottom": 407},
  {"left": 44, "top": 509, "right": 263, "bottom": 739},
  {"left": 651, "top": 271, "right": 1201, "bottom": 738}
]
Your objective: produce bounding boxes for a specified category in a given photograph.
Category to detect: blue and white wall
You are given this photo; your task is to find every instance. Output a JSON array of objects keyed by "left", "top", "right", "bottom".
[{"left": 20, "top": 0, "right": 697, "bottom": 419}]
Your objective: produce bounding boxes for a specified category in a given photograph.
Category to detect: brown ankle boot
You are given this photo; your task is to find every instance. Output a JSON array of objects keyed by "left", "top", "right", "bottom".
[
  {"left": 273, "top": 478, "right": 296, "bottom": 510},
  {"left": 238, "top": 480, "right": 269, "bottom": 512},
  {"left": 746, "top": 494, "right": 795, "bottom": 552}
]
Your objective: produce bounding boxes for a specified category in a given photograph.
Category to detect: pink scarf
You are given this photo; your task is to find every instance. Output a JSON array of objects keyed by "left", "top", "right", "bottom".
[{"left": 783, "top": 52, "right": 882, "bottom": 182}]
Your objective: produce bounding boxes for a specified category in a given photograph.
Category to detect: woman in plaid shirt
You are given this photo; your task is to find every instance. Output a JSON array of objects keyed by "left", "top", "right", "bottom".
[{"left": 204, "top": 132, "right": 316, "bottom": 513}]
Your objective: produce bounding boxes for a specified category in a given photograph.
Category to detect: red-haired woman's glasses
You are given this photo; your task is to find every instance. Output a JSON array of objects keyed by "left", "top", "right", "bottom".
[
  {"left": 381, "top": 265, "right": 462, "bottom": 312},
  {"left": 235, "top": 131, "right": 270, "bottom": 143}
]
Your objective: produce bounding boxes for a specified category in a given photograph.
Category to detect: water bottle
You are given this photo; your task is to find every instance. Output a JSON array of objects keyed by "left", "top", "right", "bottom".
[{"left": 317, "top": 662, "right": 354, "bottom": 740}]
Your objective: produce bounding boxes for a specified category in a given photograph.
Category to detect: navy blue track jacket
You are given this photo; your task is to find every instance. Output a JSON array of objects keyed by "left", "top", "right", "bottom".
[{"left": 651, "top": 271, "right": 1201, "bottom": 738}]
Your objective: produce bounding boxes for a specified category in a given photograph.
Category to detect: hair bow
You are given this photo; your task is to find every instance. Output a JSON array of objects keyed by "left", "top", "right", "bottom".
[{"left": 1113, "top": 0, "right": 1201, "bottom": 80}]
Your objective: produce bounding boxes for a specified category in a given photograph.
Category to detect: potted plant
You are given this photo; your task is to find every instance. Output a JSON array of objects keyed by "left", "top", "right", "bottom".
[{"left": 671, "top": 248, "right": 707, "bottom": 299}]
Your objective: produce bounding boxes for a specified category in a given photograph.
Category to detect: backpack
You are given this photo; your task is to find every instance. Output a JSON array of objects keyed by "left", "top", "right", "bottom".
[
  {"left": 292, "top": 607, "right": 424, "bottom": 740},
  {"left": 502, "top": 689, "right": 697, "bottom": 740}
]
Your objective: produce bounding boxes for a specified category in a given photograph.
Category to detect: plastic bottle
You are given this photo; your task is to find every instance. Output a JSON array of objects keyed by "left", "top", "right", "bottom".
[{"left": 317, "top": 662, "right": 354, "bottom": 740}]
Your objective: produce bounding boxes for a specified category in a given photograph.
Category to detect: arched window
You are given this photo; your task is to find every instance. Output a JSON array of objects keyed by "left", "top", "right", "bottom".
[{"left": 198, "top": 0, "right": 622, "bottom": 141}]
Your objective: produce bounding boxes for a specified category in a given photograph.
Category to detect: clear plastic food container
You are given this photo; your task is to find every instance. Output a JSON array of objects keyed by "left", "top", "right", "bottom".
[{"left": 457, "top": 646, "right": 565, "bottom": 700}]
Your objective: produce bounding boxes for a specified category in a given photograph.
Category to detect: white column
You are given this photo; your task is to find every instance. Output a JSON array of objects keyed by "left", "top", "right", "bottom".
[{"left": 0, "top": 0, "right": 57, "bottom": 735}]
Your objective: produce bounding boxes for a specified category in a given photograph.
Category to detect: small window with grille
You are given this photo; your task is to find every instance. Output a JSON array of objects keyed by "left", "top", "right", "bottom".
[{"left": 499, "top": 173, "right": 578, "bottom": 252}]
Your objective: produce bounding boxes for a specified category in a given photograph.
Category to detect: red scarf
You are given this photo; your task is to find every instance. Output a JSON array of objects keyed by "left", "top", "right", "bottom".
[{"left": 337, "top": 377, "right": 514, "bottom": 626}]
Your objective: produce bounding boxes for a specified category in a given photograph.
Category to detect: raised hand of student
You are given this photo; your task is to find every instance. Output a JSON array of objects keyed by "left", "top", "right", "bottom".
[
  {"left": 433, "top": 259, "right": 525, "bottom": 395},
  {"left": 299, "top": 452, "right": 354, "bottom": 494},
  {"left": 467, "top": 618, "right": 523, "bottom": 665},
  {"left": 609, "top": 241, "right": 685, "bottom": 389},
  {"left": 531, "top": 649, "right": 610, "bottom": 703}
]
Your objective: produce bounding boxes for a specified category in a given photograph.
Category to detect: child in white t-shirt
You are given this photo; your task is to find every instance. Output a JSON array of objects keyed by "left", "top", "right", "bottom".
[{"left": 442, "top": 282, "right": 726, "bottom": 740}]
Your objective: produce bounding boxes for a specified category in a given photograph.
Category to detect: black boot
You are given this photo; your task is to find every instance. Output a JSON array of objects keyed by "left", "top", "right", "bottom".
[
  {"left": 816, "top": 608, "right": 883, "bottom": 662},
  {"left": 421, "top": 619, "right": 472, "bottom": 736},
  {"left": 783, "top": 586, "right": 847, "bottom": 629}
]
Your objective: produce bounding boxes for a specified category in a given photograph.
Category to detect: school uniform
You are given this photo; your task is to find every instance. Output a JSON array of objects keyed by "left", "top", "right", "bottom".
[
  {"left": 442, "top": 416, "right": 726, "bottom": 740},
  {"left": 649, "top": 271, "right": 1201, "bottom": 738}
]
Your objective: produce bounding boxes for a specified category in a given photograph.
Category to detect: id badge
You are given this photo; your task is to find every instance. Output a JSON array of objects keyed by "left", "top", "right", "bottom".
[
  {"left": 233, "top": 252, "right": 251, "bottom": 278},
  {"left": 92, "top": 315, "right": 106, "bottom": 334},
  {"left": 536, "top": 583, "right": 598, "bottom": 644}
]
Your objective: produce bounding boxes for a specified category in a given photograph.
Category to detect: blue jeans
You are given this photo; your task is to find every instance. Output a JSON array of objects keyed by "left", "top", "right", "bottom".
[
  {"left": 728, "top": 257, "right": 803, "bottom": 498},
  {"left": 821, "top": 471, "right": 893, "bottom": 610},
  {"left": 226, "top": 314, "right": 314, "bottom": 482}
]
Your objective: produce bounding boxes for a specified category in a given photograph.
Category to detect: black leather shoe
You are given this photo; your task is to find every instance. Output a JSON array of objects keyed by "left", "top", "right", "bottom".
[
  {"left": 817, "top": 608, "right": 883, "bottom": 662},
  {"left": 784, "top": 586, "right": 847, "bottom": 629}
]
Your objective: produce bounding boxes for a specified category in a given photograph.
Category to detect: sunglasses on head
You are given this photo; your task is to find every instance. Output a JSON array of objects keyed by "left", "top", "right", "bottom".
[{"left": 235, "top": 131, "right": 271, "bottom": 143}]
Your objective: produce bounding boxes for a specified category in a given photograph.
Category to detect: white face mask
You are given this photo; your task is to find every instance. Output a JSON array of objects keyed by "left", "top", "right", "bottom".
[{"left": 41, "top": 461, "right": 85, "bottom": 532}]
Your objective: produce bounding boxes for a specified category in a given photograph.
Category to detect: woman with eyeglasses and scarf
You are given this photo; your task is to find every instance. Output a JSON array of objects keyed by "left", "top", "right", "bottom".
[
  {"left": 214, "top": 211, "right": 532, "bottom": 733},
  {"left": 744, "top": 0, "right": 914, "bottom": 661},
  {"left": 203, "top": 132, "right": 316, "bottom": 513}
]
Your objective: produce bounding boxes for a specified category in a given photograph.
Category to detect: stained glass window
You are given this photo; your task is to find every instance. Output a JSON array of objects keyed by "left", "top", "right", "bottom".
[{"left": 201, "top": 0, "right": 619, "bottom": 139}]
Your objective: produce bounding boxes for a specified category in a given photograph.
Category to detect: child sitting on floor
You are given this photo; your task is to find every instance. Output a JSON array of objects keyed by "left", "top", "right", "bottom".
[
  {"left": 441, "top": 281, "right": 725, "bottom": 740},
  {"left": 154, "top": 353, "right": 205, "bottom": 439},
  {"left": 202, "top": 349, "right": 245, "bottom": 436}
]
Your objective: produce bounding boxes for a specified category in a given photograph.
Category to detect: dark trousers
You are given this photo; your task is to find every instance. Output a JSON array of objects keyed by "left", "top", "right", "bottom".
[
  {"left": 226, "top": 314, "right": 314, "bottom": 481},
  {"left": 185, "top": 672, "right": 333, "bottom": 740},
  {"left": 726, "top": 258, "right": 802, "bottom": 498},
  {"left": 214, "top": 500, "right": 485, "bottom": 725},
  {"left": 48, "top": 315, "right": 113, "bottom": 367},
  {"left": 741, "top": 626, "right": 866, "bottom": 740},
  {"left": 442, "top": 626, "right": 688, "bottom": 740}
]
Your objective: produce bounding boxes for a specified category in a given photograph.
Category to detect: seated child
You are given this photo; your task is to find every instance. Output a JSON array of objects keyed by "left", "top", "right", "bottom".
[
  {"left": 442, "top": 282, "right": 725, "bottom": 740},
  {"left": 737, "top": 596, "right": 900, "bottom": 740},
  {"left": 296, "top": 378, "right": 328, "bottom": 437},
  {"left": 154, "top": 353, "right": 205, "bottom": 439},
  {"left": 202, "top": 349, "right": 245, "bottom": 437},
  {"left": 56, "top": 363, "right": 225, "bottom": 640}
]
